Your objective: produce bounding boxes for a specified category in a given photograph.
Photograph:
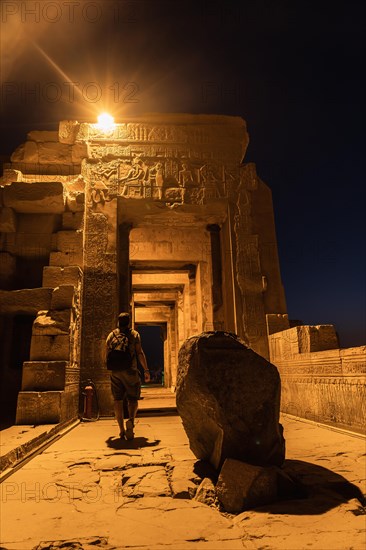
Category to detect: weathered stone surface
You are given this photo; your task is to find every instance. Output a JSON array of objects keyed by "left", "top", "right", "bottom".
[
  {"left": 56, "top": 230, "right": 83, "bottom": 253},
  {"left": 27, "top": 130, "right": 59, "bottom": 142},
  {"left": 62, "top": 211, "right": 83, "bottom": 230},
  {"left": 121, "top": 465, "right": 171, "bottom": 497},
  {"left": 0, "top": 288, "right": 53, "bottom": 314},
  {"left": 49, "top": 250, "right": 83, "bottom": 268},
  {"left": 71, "top": 143, "right": 89, "bottom": 163},
  {"left": 168, "top": 459, "right": 201, "bottom": 498},
  {"left": 216, "top": 458, "right": 278, "bottom": 513},
  {"left": 66, "top": 192, "right": 85, "bottom": 212},
  {"left": 42, "top": 266, "right": 81, "bottom": 288},
  {"left": 0, "top": 207, "right": 17, "bottom": 232},
  {"left": 15, "top": 389, "right": 77, "bottom": 424},
  {"left": 11, "top": 141, "right": 39, "bottom": 163},
  {"left": 194, "top": 477, "right": 216, "bottom": 505},
  {"left": 30, "top": 334, "right": 70, "bottom": 361},
  {"left": 59, "top": 120, "right": 80, "bottom": 144},
  {"left": 21, "top": 361, "right": 67, "bottom": 390},
  {"left": 51, "top": 285, "right": 75, "bottom": 310},
  {"left": 2, "top": 181, "right": 65, "bottom": 213},
  {"left": 176, "top": 332, "right": 285, "bottom": 469},
  {"left": 33, "top": 309, "right": 71, "bottom": 335},
  {"left": 16, "top": 391, "right": 63, "bottom": 423},
  {"left": 269, "top": 329, "right": 366, "bottom": 432},
  {"left": 38, "top": 142, "right": 72, "bottom": 164},
  {"left": 0, "top": 169, "right": 22, "bottom": 184}
]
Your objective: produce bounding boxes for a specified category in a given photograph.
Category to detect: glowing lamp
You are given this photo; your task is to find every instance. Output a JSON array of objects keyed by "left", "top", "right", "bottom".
[{"left": 97, "top": 113, "right": 115, "bottom": 132}]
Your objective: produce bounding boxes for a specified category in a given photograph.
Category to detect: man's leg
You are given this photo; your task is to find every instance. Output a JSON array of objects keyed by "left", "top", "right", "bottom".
[
  {"left": 114, "top": 400, "right": 125, "bottom": 437},
  {"left": 126, "top": 399, "right": 138, "bottom": 440},
  {"left": 111, "top": 373, "right": 127, "bottom": 437}
]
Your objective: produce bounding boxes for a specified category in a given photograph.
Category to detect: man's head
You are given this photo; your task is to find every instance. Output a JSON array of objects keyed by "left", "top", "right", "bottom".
[{"left": 118, "top": 312, "right": 130, "bottom": 329}]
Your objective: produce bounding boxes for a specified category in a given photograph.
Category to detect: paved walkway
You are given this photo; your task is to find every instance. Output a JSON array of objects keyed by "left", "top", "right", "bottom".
[{"left": 0, "top": 413, "right": 365, "bottom": 550}]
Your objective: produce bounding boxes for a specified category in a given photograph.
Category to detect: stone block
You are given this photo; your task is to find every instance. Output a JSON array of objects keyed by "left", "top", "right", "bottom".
[
  {"left": 0, "top": 207, "right": 17, "bottom": 232},
  {"left": 56, "top": 230, "right": 83, "bottom": 253},
  {"left": 274, "top": 325, "right": 340, "bottom": 358},
  {"left": 298, "top": 325, "right": 339, "bottom": 352},
  {"left": 169, "top": 459, "right": 202, "bottom": 498},
  {"left": 51, "top": 285, "right": 75, "bottom": 310},
  {"left": 38, "top": 142, "right": 72, "bottom": 164},
  {"left": 21, "top": 361, "right": 67, "bottom": 390},
  {"left": 33, "top": 309, "right": 71, "bottom": 335},
  {"left": 62, "top": 212, "right": 83, "bottom": 230},
  {"left": 176, "top": 332, "right": 285, "bottom": 470},
  {"left": 59, "top": 120, "right": 80, "bottom": 144},
  {"left": 194, "top": 478, "right": 216, "bottom": 505},
  {"left": 66, "top": 192, "right": 85, "bottom": 212},
  {"left": 49, "top": 250, "right": 83, "bottom": 267},
  {"left": 42, "top": 266, "right": 81, "bottom": 288},
  {"left": 216, "top": 459, "right": 278, "bottom": 513},
  {"left": 27, "top": 130, "right": 59, "bottom": 142},
  {"left": 30, "top": 334, "right": 70, "bottom": 361},
  {"left": 0, "top": 288, "right": 53, "bottom": 315},
  {"left": 17, "top": 213, "right": 61, "bottom": 234},
  {"left": 72, "top": 143, "right": 88, "bottom": 163},
  {"left": 10, "top": 141, "right": 39, "bottom": 163},
  {"left": 16, "top": 391, "right": 63, "bottom": 424},
  {"left": 0, "top": 169, "right": 22, "bottom": 184},
  {"left": 2, "top": 182, "right": 65, "bottom": 214}
]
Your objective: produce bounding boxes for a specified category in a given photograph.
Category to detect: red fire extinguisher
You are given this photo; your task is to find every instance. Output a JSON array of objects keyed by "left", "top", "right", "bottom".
[{"left": 83, "top": 383, "right": 94, "bottom": 419}]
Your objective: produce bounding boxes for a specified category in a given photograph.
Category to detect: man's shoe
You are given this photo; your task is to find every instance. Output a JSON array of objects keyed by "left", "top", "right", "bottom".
[
  {"left": 125, "top": 419, "right": 134, "bottom": 440},
  {"left": 119, "top": 431, "right": 125, "bottom": 439}
]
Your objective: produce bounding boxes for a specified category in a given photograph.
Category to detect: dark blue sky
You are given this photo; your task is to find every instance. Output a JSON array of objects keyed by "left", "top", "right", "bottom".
[{"left": 1, "top": 0, "right": 365, "bottom": 347}]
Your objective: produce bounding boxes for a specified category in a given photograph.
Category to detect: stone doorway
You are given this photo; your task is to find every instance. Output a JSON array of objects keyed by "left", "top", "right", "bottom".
[
  {"left": 0, "top": 314, "right": 34, "bottom": 428},
  {"left": 135, "top": 324, "right": 165, "bottom": 386}
]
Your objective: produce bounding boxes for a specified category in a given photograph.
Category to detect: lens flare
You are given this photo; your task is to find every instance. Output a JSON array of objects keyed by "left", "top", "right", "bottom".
[{"left": 97, "top": 113, "right": 115, "bottom": 132}]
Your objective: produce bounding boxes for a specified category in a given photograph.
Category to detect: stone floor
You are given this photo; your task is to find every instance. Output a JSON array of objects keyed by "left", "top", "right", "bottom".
[{"left": 0, "top": 414, "right": 365, "bottom": 550}]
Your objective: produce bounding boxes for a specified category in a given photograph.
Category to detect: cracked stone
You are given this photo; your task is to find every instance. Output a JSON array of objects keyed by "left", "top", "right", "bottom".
[{"left": 121, "top": 465, "right": 171, "bottom": 498}]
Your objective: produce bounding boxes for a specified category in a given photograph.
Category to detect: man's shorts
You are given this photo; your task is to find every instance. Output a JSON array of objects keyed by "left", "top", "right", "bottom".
[{"left": 110, "top": 368, "right": 141, "bottom": 402}]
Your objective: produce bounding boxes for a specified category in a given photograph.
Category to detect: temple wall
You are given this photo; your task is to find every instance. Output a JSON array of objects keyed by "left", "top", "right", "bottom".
[
  {"left": 269, "top": 326, "right": 366, "bottom": 433},
  {"left": 1, "top": 115, "right": 294, "bottom": 423}
]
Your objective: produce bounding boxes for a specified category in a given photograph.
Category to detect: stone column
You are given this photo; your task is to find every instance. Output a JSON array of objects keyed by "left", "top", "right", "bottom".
[
  {"left": 80, "top": 164, "right": 119, "bottom": 415},
  {"left": 207, "top": 224, "right": 224, "bottom": 330},
  {"left": 118, "top": 223, "right": 132, "bottom": 314}
]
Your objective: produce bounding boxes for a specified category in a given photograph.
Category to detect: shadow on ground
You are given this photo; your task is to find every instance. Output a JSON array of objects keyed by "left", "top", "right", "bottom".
[
  {"left": 105, "top": 436, "right": 161, "bottom": 450},
  {"left": 255, "top": 459, "right": 366, "bottom": 515}
]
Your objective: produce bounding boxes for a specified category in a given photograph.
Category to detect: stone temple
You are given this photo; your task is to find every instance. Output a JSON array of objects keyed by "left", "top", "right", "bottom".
[{"left": 0, "top": 114, "right": 365, "bottom": 431}]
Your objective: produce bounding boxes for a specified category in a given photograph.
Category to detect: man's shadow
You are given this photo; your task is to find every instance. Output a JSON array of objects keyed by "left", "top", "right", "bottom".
[
  {"left": 106, "top": 436, "right": 161, "bottom": 450},
  {"left": 255, "top": 459, "right": 366, "bottom": 515}
]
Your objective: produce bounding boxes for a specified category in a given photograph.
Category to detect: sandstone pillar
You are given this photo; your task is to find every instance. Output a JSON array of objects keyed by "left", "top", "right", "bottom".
[
  {"left": 80, "top": 161, "right": 119, "bottom": 414},
  {"left": 118, "top": 223, "right": 132, "bottom": 314},
  {"left": 207, "top": 224, "right": 224, "bottom": 330}
]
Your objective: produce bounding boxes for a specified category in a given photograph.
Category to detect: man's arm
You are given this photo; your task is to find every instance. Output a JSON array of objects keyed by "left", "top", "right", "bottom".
[{"left": 135, "top": 341, "right": 150, "bottom": 382}]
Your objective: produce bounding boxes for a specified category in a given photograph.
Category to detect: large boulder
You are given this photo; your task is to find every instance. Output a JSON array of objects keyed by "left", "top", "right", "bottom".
[{"left": 176, "top": 332, "right": 285, "bottom": 470}]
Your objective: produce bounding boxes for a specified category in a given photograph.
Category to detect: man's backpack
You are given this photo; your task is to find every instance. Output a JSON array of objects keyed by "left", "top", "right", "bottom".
[{"left": 106, "top": 329, "right": 133, "bottom": 371}]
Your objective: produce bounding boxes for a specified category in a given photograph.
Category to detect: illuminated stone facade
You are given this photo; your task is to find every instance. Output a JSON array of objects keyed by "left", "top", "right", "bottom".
[{"left": 1, "top": 113, "right": 363, "bottom": 429}]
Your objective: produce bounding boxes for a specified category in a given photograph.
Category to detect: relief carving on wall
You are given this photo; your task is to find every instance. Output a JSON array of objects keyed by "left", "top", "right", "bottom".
[{"left": 117, "top": 155, "right": 226, "bottom": 205}]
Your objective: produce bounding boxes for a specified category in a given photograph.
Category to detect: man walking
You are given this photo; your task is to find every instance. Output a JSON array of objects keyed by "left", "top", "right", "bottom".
[{"left": 106, "top": 312, "right": 150, "bottom": 439}]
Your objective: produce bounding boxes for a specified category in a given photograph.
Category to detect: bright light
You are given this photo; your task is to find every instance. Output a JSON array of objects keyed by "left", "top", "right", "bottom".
[{"left": 97, "top": 113, "right": 115, "bottom": 132}]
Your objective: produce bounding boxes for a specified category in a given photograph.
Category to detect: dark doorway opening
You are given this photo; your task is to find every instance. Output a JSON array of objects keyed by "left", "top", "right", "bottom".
[
  {"left": 135, "top": 324, "right": 164, "bottom": 386},
  {"left": 0, "top": 315, "right": 34, "bottom": 428}
]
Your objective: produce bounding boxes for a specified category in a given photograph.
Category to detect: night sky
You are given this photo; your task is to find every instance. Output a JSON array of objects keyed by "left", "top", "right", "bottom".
[{"left": 0, "top": 0, "right": 365, "bottom": 347}]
